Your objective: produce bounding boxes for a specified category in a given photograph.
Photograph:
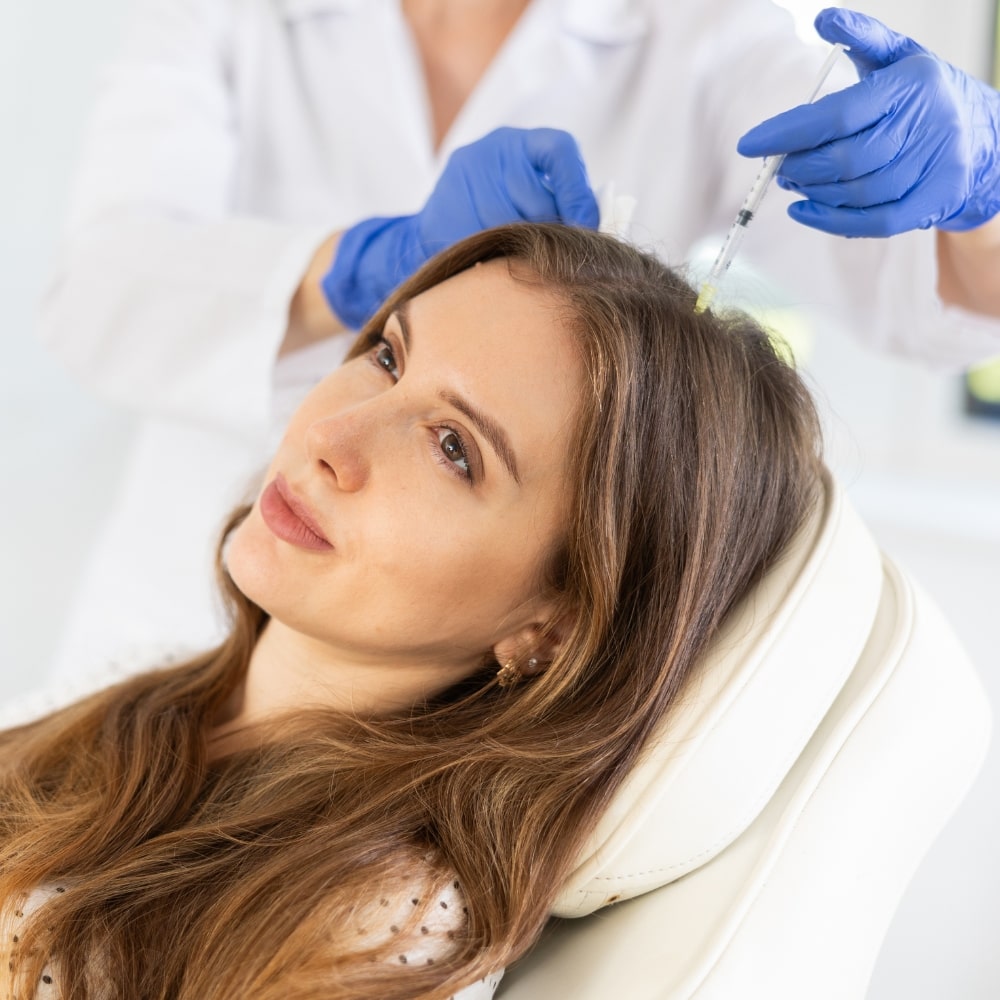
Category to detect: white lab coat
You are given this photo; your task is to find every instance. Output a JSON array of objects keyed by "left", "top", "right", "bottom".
[{"left": 39, "top": 0, "right": 1000, "bottom": 676}]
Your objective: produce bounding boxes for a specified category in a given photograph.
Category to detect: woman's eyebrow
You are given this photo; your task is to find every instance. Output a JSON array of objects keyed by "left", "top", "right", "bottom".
[
  {"left": 439, "top": 389, "right": 521, "bottom": 486},
  {"left": 391, "top": 305, "right": 521, "bottom": 486},
  {"left": 392, "top": 304, "right": 413, "bottom": 351}
]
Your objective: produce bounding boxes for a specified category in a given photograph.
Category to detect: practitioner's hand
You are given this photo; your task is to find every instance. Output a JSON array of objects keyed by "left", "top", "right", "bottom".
[
  {"left": 322, "top": 127, "right": 599, "bottom": 329},
  {"left": 736, "top": 7, "right": 1000, "bottom": 237}
]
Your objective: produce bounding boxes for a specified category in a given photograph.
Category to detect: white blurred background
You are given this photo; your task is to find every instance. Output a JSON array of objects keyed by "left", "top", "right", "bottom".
[{"left": 1, "top": 1, "right": 998, "bottom": 996}]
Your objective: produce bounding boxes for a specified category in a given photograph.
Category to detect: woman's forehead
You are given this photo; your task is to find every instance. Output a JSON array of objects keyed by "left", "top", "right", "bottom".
[{"left": 404, "top": 259, "right": 568, "bottom": 358}]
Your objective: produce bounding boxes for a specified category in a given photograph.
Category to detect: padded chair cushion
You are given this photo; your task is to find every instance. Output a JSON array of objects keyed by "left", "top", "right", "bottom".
[
  {"left": 553, "top": 470, "right": 885, "bottom": 917},
  {"left": 502, "top": 552, "right": 990, "bottom": 998}
]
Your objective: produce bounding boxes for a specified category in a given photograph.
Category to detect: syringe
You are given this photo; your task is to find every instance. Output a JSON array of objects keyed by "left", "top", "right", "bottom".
[{"left": 694, "top": 42, "right": 847, "bottom": 314}]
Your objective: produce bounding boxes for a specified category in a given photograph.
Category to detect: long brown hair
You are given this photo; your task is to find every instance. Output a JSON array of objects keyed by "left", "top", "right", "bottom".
[{"left": 0, "top": 224, "right": 822, "bottom": 999}]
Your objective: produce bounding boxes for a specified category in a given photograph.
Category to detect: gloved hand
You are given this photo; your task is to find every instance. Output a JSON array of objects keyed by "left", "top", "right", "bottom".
[
  {"left": 323, "top": 127, "right": 599, "bottom": 328},
  {"left": 736, "top": 7, "right": 1000, "bottom": 237}
]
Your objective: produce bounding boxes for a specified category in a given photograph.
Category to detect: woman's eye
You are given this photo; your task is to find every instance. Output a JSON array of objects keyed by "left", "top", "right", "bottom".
[
  {"left": 372, "top": 340, "right": 399, "bottom": 379},
  {"left": 437, "top": 428, "right": 471, "bottom": 479}
]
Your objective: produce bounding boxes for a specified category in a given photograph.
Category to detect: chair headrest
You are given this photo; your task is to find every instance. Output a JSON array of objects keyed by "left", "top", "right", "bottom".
[{"left": 552, "top": 471, "right": 883, "bottom": 918}]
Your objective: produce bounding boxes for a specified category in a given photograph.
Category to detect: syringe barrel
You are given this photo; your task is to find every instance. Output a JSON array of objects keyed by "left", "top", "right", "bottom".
[
  {"left": 742, "top": 153, "right": 786, "bottom": 217},
  {"left": 702, "top": 42, "right": 847, "bottom": 295},
  {"left": 706, "top": 215, "right": 750, "bottom": 286}
]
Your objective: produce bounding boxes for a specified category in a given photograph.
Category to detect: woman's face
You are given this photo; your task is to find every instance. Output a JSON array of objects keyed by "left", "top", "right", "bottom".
[{"left": 227, "top": 260, "right": 585, "bottom": 679}]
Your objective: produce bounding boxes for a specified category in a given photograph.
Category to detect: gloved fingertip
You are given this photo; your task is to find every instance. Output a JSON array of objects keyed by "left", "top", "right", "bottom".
[
  {"left": 813, "top": 6, "right": 868, "bottom": 44},
  {"left": 736, "top": 129, "right": 767, "bottom": 158},
  {"left": 814, "top": 6, "right": 925, "bottom": 72},
  {"left": 813, "top": 6, "right": 847, "bottom": 35},
  {"left": 566, "top": 189, "right": 601, "bottom": 229},
  {"left": 573, "top": 197, "right": 600, "bottom": 229},
  {"left": 786, "top": 199, "right": 823, "bottom": 227}
]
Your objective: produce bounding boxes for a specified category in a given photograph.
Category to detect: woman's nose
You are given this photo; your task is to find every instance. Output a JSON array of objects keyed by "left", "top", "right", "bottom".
[{"left": 305, "top": 410, "right": 373, "bottom": 493}]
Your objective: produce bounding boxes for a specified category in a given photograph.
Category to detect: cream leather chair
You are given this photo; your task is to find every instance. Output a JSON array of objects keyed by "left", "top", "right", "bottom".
[{"left": 500, "top": 471, "right": 991, "bottom": 999}]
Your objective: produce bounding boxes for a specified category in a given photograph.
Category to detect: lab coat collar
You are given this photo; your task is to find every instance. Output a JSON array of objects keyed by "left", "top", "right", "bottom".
[
  {"left": 276, "top": 0, "right": 650, "bottom": 44},
  {"left": 558, "top": 0, "right": 649, "bottom": 44}
]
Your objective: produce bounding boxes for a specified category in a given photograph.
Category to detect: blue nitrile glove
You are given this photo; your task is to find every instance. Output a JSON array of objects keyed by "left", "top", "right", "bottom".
[
  {"left": 736, "top": 7, "right": 1000, "bottom": 237},
  {"left": 322, "top": 127, "right": 599, "bottom": 329}
]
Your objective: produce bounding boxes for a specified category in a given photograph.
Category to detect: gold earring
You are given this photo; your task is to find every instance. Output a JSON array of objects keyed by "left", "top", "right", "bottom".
[
  {"left": 496, "top": 659, "right": 521, "bottom": 687},
  {"left": 496, "top": 657, "right": 539, "bottom": 687}
]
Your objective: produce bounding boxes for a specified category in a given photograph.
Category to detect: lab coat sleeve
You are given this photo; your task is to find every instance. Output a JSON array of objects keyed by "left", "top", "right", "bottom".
[
  {"left": 36, "top": 0, "right": 333, "bottom": 440},
  {"left": 689, "top": 0, "right": 1000, "bottom": 370}
]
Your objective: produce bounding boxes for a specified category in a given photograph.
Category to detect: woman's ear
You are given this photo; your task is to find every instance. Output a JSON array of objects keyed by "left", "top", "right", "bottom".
[{"left": 492, "top": 612, "right": 573, "bottom": 678}]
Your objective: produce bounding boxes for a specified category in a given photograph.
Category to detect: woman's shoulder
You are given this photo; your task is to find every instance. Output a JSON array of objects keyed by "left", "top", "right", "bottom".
[
  {"left": 1, "top": 884, "right": 65, "bottom": 997},
  {"left": 354, "top": 871, "right": 504, "bottom": 999},
  {"left": 359, "top": 875, "right": 466, "bottom": 965}
]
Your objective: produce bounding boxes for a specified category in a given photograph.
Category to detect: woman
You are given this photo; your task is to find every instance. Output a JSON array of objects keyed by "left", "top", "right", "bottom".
[
  {"left": 41, "top": 0, "right": 1000, "bottom": 681},
  {"left": 2, "top": 223, "right": 822, "bottom": 999}
]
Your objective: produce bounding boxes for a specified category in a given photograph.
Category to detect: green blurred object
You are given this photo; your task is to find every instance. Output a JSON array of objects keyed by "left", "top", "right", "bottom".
[
  {"left": 968, "top": 360, "right": 1000, "bottom": 402},
  {"left": 757, "top": 307, "right": 815, "bottom": 368},
  {"left": 966, "top": 357, "right": 1000, "bottom": 418}
]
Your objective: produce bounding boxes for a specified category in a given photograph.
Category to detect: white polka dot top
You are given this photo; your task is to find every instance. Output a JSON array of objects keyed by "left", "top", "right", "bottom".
[
  {"left": 346, "top": 877, "right": 504, "bottom": 997},
  {"left": 3, "top": 883, "right": 503, "bottom": 999}
]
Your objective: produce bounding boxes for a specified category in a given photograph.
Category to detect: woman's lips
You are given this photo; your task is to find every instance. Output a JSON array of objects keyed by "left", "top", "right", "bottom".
[{"left": 259, "top": 476, "right": 333, "bottom": 551}]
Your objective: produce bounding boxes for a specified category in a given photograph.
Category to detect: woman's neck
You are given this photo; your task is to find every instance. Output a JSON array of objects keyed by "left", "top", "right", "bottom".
[
  {"left": 208, "top": 619, "right": 480, "bottom": 754},
  {"left": 401, "top": 0, "right": 532, "bottom": 149}
]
